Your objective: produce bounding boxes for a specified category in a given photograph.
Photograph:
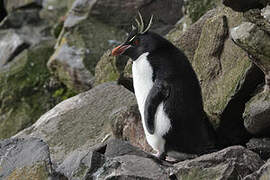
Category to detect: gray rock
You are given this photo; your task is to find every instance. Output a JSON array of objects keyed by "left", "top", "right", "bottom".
[
  {"left": 171, "top": 146, "right": 264, "bottom": 180},
  {"left": 246, "top": 138, "right": 270, "bottom": 160},
  {"left": 0, "top": 29, "right": 29, "bottom": 67},
  {"left": 243, "top": 6, "right": 270, "bottom": 33},
  {"left": 110, "top": 105, "right": 153, "bottom": 153},
  {"left": 91, "top": 0, "right": 184, "bottom": 34},
  {"left": 0, "top": 137, "right": 52, "bottom": 179},
  {"left": 243, "top": 91, "right": 270, "bottom": 135},
  {"left": 90, "top": 155, "right": 169, "bottom": 179},
  {"left": 104, "top": 138, "right": 151, "bottom": 158},
  {"left": 244, "top": 158, "right": 270, "bottom": 180},
  {"left": 47, "top": 41, "right": 94, "bottom": 93},
  {"left": 15, "top": 83, "right": 136, "bottom": 166},
  {"left": 56, "top": 149, "right": 105, "bottom": 179},
  {"left": 231, "top": 22, "right": 270, "bottom": 90}
]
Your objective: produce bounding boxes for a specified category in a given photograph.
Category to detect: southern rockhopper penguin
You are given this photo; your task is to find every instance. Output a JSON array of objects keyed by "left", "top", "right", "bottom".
[{"left": 112, "top": 13, "right": 217, "bottom": 160}]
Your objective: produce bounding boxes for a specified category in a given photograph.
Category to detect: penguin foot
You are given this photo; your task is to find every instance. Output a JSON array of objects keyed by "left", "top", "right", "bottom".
[{"left": 152, "top": 151, "right": 166, "bottom": 160}]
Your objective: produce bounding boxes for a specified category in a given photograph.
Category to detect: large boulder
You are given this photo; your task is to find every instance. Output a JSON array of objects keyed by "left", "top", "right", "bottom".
[
  {"left": 4, "top": 0, "right": 42, "bottom": 14},
  {"left": 0, "top": 39, "right": 72, "bottom": 139},
  {"left": 0, "top": 137, "right": 64, "bottom": 179},
  {"left": 15, "top": 83, "right": 136, "bottom": 166},
  {"left": 171, "top": 146, "right": 264, "bottom": 180},
  {"left": 190, "top": 6, "right": 264, "bottom": 146}
]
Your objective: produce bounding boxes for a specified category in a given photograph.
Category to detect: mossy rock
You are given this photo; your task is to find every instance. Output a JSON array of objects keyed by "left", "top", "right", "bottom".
[
  {"left": 192, "top": 6, "right": 249, "bottom": 126},
  {"left": 95, "top": 50, "right": 120, "bottom": 86},
  {"left": 186, "top": 0, "right": 220, "bottom": 23},
  {"left": 0, "top": 39, "right": 75, "bottom": 139}
]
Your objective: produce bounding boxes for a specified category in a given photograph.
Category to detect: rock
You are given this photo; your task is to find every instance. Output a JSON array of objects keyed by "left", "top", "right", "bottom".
[
  {"left": 4, "top": 0, "right": 42, "bottom": 13},
  {"left": 231, "top": 22, "right": 270, "bottom": 91},
  {"left": 243, "top": 91, "right": 270, "bottom": 135},
  {"left": 91, "top": 0, "right": 184, "bottom": 34},
  {"left": 94, "top": 50, "right": 128, "bottom": 86},
  {"left": 246, "top": 138, "right": 270, "bottom": 160},
  {"left": 222, "top": 0, "right": 266, "bottom": 12},
  {"left": 56, "top": 149, "right": 105, "bottom": 179},
  {"left": 167, "top": 8, "right": 217, "bottom": 62},
  {"left": 185, "top": 0, "right": 220, "bottom": 23},
  {"left": 47, "top": 41, "right": 94, "bottom": 93},
  {"left": 49, "top": 0, "right": 126, "bottom": 91},
  {"left": 110, "top": 105, "right": 153, "bottom": 153},
  {"left": 0, "top": 137, "right": 57, "bottom": 179},
  {"left": 243, "top": 6, "right": 270, "bottom": 33},
  {"left": 0, "top": 29, "right": 29, "bottom": 67},
  {"left": 171, "top": 146, "right": 264, "bottom": 180},
  {"left": 92, "top": 155, "right": 169, "bottom": 179},
  {"left": 0, "top": 39, "right": 72, "bottom": 139},
  {"left": 88, "top": 139, "right": 170, "bottom": 179},
  {"left": 15, "top": 83, "right": 136, "bottom": 166},
  {"left": 244, "top": 158, "right": 270, "bottom": 180},
  {"left": 188, "top": 7, "right": 265, "bottom": 146}
]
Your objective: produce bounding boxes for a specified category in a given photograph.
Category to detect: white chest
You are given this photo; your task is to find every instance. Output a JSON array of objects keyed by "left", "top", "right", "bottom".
[{"left": 132, "top": 53, "right": 171, "bottom": 153}]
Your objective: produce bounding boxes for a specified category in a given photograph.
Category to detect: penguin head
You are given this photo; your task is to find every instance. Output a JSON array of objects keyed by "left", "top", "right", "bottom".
[{"left": 111, "top": 13, "right": 167, "bottom": 60}]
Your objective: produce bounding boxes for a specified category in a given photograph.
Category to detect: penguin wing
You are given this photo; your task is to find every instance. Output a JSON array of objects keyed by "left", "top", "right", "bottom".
[{"left": 144, "top": 80, "right": 170, "bottom": 134}]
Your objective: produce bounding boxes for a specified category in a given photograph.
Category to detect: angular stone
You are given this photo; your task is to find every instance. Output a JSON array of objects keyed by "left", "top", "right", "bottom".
[
  {"left": 246, "top": 138, "right": 270, "bottom": 160},
  {"left": 243, "top": 91, "right": 270, "bottom": 135},
  {"left": 90, "top": 155, "right": 169, "bottom": 179},
  {"left": 172, "top": 146, "right": 264, "bottom": 180},
  {"left": 48, "top": 41, "right": 94, "bottom": 93},
  {"left": 191, "top": 7, "right": 265, "bottom": 145},
  {"left": 0, "top": 29, "right": 29, "bottom": 67},
  {"left": 167, "top": 9, "right": 217, "bottom": 62},
  {"left": 0, "top": 138, "right": 52, "bottom": 179},
  {"left": 56, "top": 149, "right": 105, "bottom": 179},
  {"left": 110, "top": 105, "right": 153, "bottom": 153},
  {"left": 15, "top": 83, "right": 136, "bottom": 166},
  {"left": 244, "top": 158, "right": 270, "bottom": 180},
  {"left": 231, "top": 22, "right": 270, "bottom": 91}
]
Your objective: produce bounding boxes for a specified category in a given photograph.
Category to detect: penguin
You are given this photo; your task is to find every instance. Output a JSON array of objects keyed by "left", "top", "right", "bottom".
[{"left": 111, "top": 13, "right": 217, "bottom": 160}]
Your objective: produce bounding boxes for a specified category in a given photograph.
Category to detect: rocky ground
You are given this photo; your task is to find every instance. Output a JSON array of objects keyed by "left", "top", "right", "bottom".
[{"left": 0, "top": 0, "right": 270, "bottom": 179}]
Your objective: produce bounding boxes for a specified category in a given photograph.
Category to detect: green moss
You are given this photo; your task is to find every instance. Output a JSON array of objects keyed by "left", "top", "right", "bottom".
[
  {"left": 186, "top": 0, "right": 219, "bottom": 23},
  {"left": 0, "top": 39, "right": 77, "bottom": 139},
  {"left": 6, "top": 162, "right": 50, "bottom": 180}
]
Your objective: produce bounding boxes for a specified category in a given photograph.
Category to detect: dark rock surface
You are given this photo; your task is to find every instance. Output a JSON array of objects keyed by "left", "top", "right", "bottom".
[
  {"left": 0, "top": 137, "right": 59, "bottom": 179},
  {"left": 171, "top": 146, "right": 264, "bottom": 179},
  {"left": 244, "top": 158, "right": 270, "bottom": 180},
  {"left": 246, "top": 138, "right": 270, "bottom": 160},
  {"left": 223, "top": 0, "right": 266, "bottom": 12}
]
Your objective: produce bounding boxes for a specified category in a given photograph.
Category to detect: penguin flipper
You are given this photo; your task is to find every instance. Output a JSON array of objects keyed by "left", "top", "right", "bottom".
[{"left": 144, "top": 80, "right": 170, "bottom": 134}]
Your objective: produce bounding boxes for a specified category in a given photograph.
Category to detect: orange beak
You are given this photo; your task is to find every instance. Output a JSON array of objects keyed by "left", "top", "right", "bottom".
[{"left": 111, "top": 44, "right": 131, "bottom": 56}]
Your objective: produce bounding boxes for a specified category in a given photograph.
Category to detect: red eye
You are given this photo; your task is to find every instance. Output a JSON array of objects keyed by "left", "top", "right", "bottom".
[{"left": 134, "top": 39, "right": 139, "bottom": 46}]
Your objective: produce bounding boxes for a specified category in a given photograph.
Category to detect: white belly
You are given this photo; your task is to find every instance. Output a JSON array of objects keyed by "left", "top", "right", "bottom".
[{"left": 132, "top": 53, "right": 171, "bottom": 153}]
